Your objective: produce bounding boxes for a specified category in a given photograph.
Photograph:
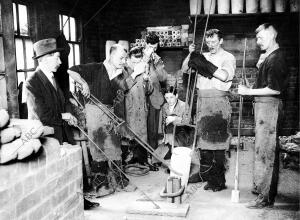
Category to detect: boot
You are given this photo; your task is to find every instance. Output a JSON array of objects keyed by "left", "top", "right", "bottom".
[
  {"left": 90, "top": 161, "right": 114, "bottom": 197},
  {"left": 109, "top": 160, "right": 136, "bottom": 192}
]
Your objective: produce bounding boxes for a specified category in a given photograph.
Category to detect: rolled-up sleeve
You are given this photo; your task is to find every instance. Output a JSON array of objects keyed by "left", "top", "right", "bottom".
[{"left": 219, "top": 55, "right": 236, "bottom": 82}]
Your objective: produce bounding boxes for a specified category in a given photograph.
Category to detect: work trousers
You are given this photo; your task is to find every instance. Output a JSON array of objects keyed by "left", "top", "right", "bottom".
[{"left": 253, "top": 97, "right": 282, "bottom": 203}]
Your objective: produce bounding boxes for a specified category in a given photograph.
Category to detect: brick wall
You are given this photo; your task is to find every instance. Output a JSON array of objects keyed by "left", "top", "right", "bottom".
[
  {"left": 0, "top": 137, "right": 84, "bottom": 220},
  {"left": 92, "top": 0, "right": 299, "bottom": 135}
]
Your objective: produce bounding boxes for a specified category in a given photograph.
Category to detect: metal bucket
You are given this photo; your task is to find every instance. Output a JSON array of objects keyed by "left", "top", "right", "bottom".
[
  {"left": 203, "top": 0, "right": 216, "bottom": 14},
  {"left": 218, "top": 0, "right": 230, "bottom": 14},
  {"left": 246, "top": 0, "right": 258, "bottom": 13},
  {"left": 231, "top": 0, "right": 244, "bottom": 14},
  {"left": 170, "top": 147, "right": 192, "bottom": 188},
  {"left": 260, "top": 0, "right": 272, "bottom": 13},
  {"left": 275, "top": 0, "right": 286, "bottom": 12},
  {"left": 190, "top": 0, "right": 202, "bottom": 15},
  {"left": 290, "top": 0, "right": 299, "bottom": 12}
]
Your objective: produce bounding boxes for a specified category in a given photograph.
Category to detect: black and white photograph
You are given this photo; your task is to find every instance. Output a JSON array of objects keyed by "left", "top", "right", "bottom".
[{"left": 0, "top": 0, "right": 299, "bottom": 219}]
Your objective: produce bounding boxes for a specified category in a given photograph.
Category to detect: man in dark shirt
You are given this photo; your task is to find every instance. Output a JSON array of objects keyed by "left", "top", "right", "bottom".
[
  {"left": 238, "top": 23, "right": 288, "bottom": 208},
  {"left": 68, "top": 44, "right": 141, "bottom": 196}
]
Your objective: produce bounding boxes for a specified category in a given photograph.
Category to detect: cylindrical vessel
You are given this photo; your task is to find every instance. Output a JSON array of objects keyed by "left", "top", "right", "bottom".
[
  {"left": 246, "top": 0, "right": 258, "bottom": 13},
  {"left": 190, "top": 0, "right": 202, "bottom": 15},
  {"left": 260, "top": 0, "right": 272, "bottom": 13},
  {"left": 203, "top": 0, "right": 216, "bottom": 14},
  {"left": 274, "top": 0, "right": 286, "bottom": 12},
  {"left": 118, "top": 40, "right": 129, "bottom": 52},
  {"left": 290, "top": 0, "right": 299, "bottom": 12},
  {"left": 218, "top": 0, "right": 230, "bottom": 14},
  {"left": 231, "top": 0, "right": 244, "bottom": 14},
  {"left": 170, "top": 147, "right": 192, "bottom": 188},
  {"left": 105, "top": 40, "right": 116, "bottom": 60},
  {"left": 181, "top": 24, "right": 189, "bottom": 46}
]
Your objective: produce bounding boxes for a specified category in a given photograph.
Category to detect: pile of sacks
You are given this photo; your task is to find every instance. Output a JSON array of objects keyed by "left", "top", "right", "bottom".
[{"left": 0, "top": 109, "right": 43, "bottom": 164}]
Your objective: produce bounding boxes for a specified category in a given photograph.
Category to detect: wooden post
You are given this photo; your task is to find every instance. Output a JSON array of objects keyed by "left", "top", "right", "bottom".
[{"left": 1, "top": 0, "right": 19, "bottom": 117}]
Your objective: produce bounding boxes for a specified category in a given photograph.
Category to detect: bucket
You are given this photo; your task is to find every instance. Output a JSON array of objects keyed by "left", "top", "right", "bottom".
[
  {"left": 275, "top": 0, "right": 286, "bottom": 12},
  {"left": 190, "top": 0, "right": 202, "bottom": 15},
  {"left": 231, "top": 0, "right": 244, "bottom": 14},
  {"left": 218, "top": 0, "right": 230, "bottom": 14},
  {"left": 105, "top": 40, "right": 116, "bottom": 60},
  {"left": 118, "top": 40, "right": 129, "bottom": 52},
  {"left": 170, "top": 147, "right": 192, "bottom": 188},
  {"left": 260, "top": 0, "right": 272, "bottom": 13},
  {"left": 246, "top": 0, "right": 258, "bottom": 13},
  {"left": 290, "top": 0, "right": 299, "bottom": 12},
  {"left": 203, "top": 0, "right": 216, "bottom": 14}
]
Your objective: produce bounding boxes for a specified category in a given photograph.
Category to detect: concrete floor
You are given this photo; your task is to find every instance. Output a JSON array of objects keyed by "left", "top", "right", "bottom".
[{"left": 84, "top": 142, "right": 299, "bottom": 220}]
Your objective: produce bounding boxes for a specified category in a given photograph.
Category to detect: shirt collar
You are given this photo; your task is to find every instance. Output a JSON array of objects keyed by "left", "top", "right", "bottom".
[
  {"left": 39, "top": 63, "right": 54, "bottom": 81},
  {"left": 208, "top": 47, "right": 224, "bottom": 57},
  {"left": 256, "top": 45, "right": 280, "bottom": 69},
  {"left": 103, "top": 59, "right": 123, "bottom": 80}
]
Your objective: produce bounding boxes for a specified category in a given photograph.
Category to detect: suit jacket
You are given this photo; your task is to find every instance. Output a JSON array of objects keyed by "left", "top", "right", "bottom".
[
  {"left": 25, "top": 68, "right": 74, "bottom": 144},
  {"left": 148, "top": 54, "right": 168, "bottom": 110}
]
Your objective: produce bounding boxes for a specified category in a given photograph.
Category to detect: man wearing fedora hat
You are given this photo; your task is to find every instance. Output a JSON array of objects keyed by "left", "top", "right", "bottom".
[{"left": 25, "top": 38, "right": 77, "bottom": 144}]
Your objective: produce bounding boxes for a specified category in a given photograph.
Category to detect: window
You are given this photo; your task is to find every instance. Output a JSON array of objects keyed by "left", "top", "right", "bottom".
[
  {"left": 59, "top": 14, "right": 81, "bottom": 92},
  {"left": 13, "top": 2, "right": 34, "bottom": 89}
]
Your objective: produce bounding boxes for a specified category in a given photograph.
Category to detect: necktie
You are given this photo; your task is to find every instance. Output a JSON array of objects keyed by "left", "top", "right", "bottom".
[{"left": 51, "top": 76, "right": 57, "bottom": 90}]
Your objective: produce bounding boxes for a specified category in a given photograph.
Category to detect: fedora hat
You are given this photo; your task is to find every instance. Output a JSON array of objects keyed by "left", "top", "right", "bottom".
[{"left": 32, "top": 38, "right": 63, "bottom": 59}]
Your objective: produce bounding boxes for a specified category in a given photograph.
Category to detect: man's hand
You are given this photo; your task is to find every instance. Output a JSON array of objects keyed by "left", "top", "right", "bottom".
[
  {"left": 143, "top": 47, "right": 154, "bottom": 62},
  {"left": 132, "top": 62, "right": 147, "bottom": 79},
  {"left": 67, "top": 69, "right": 90, "bottom": 97},
  {"left": 188, "top": 52, "right": 217, "bottom": 79},
  {"left": 69, "top": 98, "right": 78, "bottom": 106},
  {"left": 189, "top": 43, "right": 196, "bottom": 54},
  {"left": 113, "top": 90, "right": 125, "bottom": 105},
  {"left": 237, "top": 85, "right": 251, "bottom": 95},
  {"left": 143, "top": 73, "right": 150, "bottom": 81},
  {"left": 166, "top": 116, "right": 176, "bottom": 125},
  {"left": 62, "top": 113, "right": 78, "bottom": 126},
  {"left": 80, "top": 81, "right": 90, "bottom": 98}
]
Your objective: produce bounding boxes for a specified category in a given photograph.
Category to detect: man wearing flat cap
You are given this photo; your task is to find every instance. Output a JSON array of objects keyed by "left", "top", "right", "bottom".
[{"left": 25, "top": 38, "right": 77, "bottom": 144}]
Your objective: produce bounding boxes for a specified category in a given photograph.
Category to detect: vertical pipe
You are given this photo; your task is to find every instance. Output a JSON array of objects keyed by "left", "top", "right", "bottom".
[
  {"left": 173, "top": 177, "right": 182, "bottom": 204},
  {"left": 167, "top": 177, "right": 174, "bottom": 203}
]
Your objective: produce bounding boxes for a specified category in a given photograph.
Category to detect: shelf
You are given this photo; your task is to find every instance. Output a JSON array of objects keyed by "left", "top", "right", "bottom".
[
  {"left": 190, "top": 11, "right": 299, "bottom": 18},
  {"left": 159, "top": 46, "right": 188, "bottom": 50}
]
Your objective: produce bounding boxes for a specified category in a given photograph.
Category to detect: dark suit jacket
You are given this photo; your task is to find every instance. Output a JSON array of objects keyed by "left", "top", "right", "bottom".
[{"left": 25, "top": 68, "right": 74, "bottom": 144}]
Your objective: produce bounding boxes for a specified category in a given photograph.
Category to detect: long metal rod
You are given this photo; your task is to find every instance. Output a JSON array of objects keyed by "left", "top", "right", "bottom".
[
  {"left": 192, "top": 0, "right": 200, "bottom": 44},
  {"left": 200, "top": 0, "right": 213, "bottom": 53},
  {"left": 75, "top": 125, "right": 160, "bottom": 209},
  {"left": 186, "top": 0, "right": 213, "bottom": 123},
  {"left": 234, "top": 38, "right": 247, "bottom": 191},
  {"left": 77, "top": 86, "right": 182, "bottom": 176}
]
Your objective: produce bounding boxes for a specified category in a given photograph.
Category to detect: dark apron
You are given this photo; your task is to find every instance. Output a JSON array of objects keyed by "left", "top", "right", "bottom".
[
  {"left": 253, "top": 96, "right": 282, "bottom": 202},
  {"left": 85, "top": 103, "right": 122, "bottom": 162},
  {"left": 196, "top": 89, "right": 231, "bottom": 150}
]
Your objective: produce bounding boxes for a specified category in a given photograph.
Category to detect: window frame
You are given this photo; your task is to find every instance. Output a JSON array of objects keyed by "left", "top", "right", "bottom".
[
  {"left": 13, "top": 2, "right": 35, "bottom": 86},
  {"left": 59, "top": 13, "right": 82, "bottom": 92},
  {"left": 58, "top": 13, "right": 82, "bottom": 67}
]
